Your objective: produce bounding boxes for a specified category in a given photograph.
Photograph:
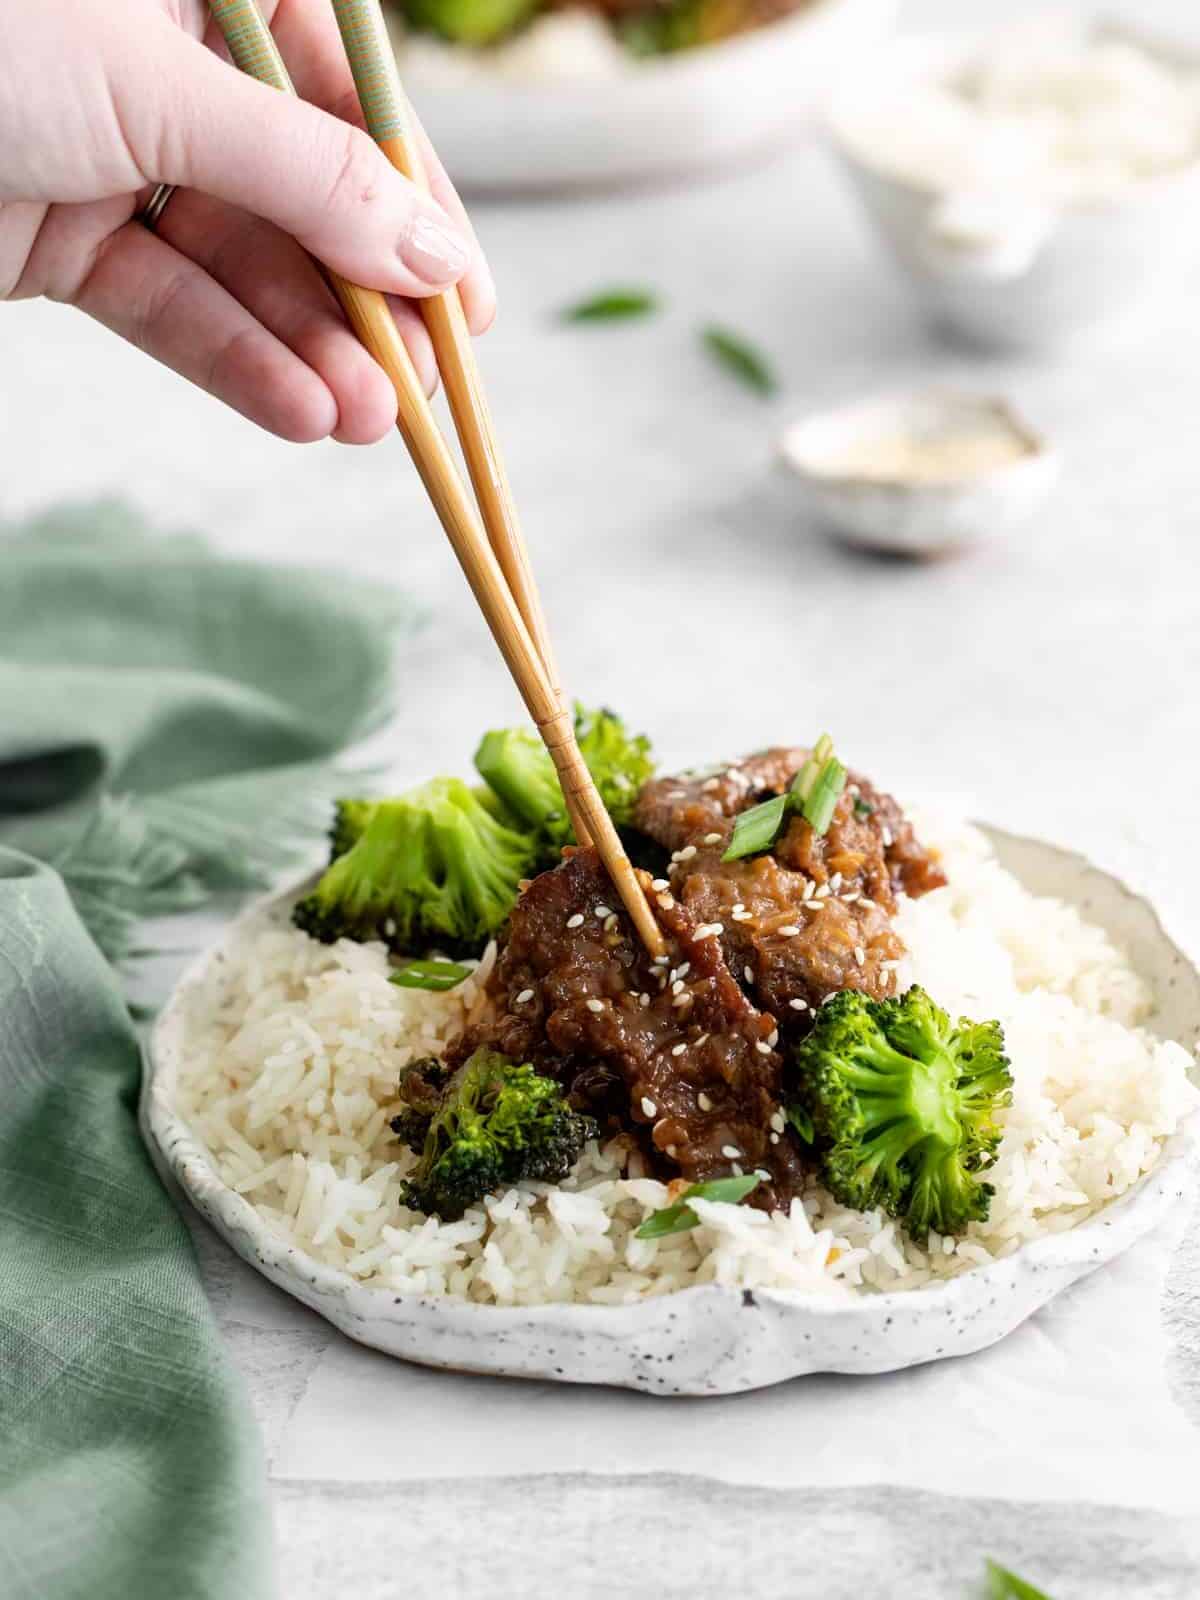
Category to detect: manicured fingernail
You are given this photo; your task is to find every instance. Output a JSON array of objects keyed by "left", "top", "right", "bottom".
[{"left": 401, "top": 212, "right": 469, "bottom": 284}]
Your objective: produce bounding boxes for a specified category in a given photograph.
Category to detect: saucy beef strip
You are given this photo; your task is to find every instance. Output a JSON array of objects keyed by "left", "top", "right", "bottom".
[
  {"left": 634, "top": 749, "right": 947, "bottom": 1017},
  {"left": 448, "top": 846, "right": 805, "bottom": 1206}
]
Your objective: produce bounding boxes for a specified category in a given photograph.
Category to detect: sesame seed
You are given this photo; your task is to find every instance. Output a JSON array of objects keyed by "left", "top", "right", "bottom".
[
  {"left": 640, "top": 993, "right": 651, "bottom": 1008},
  {"left": 744, "top": 965, "right": 754, "bottom": 983},
  {"left": 732, "top": 909, "right": 753, "bottom": 923},
  {"left": 384, "top": 917, "right": 396, "bottom": 937},
  {"left": 788, "top": 997, "right": 808, "bottom": 1012},
  {"left": 881, "top": 827, "right": 894, "bottom": 847},
  {"left": 770, "top": 1111, "right": 786, "bottom": 1134},
  {"left": 860, "top": 897, "right": 877, "bottom": 909},
  {"left": 882, "top": 959, "right": 902, "bottom": 971},
  {"left": 755, "top": 1169, "right": 772, "bottom": 1182},
  {"left": 854, "top": 946, "right": 866, "bottom": 966},
  {"left": 843, "top": 892, "right": 861, "bottom": 904},
  {"left": 830, "top": 872, "right": 843, "bottom": 891},
  {"left": 767, "top": 1029, "right": 779, "bottom": 1048},
  {"left": 815, "top": 884, "right": 831, "bottom": 899},
  {"left": 594, "top": 904, "right": 612, "bottom": 918},
  {"left": 671, "top": 1042, "right": 688, "bottom": 1057},
  {"left": 676, "top": 962, "right": 690, "bottom": 979},
  {"left": 755, "top": 1041, "right": 772, "bottom": 1056},
  {"left": 653, "top": 953, "right": 670, "bottom": 965},
  {"left": 657, "top": 894, "right": 675, "bottom": 911},
  {"left": 515, "top": 988, "right": 534, "bottom": 1004},
  {"left": 667, "top": 789, "right": 686, "bottom": 800},
  {"left": 604, "top": 914, "right": 619, "bottom": 932},
  {"left": 586, "top": 998, "right": 605, "bottom": 1013},
  {"left": 695, "top": 1033, "right": 709, "bottom": 1046},
  {"left": 698, "top": 1092, "right": 713, "bottom": 1111},
  {"left": 732, "top": 1162, "right": 744, "bottom": 1177},
  {"left": 769, "top": 1132, "right": 780, "bottom": 1145},
  {"left": 703, "top": 832, "right": 722, "bottom": 845},
  {"left": 695, "top": 922, "right": 724, "bottom": 939},
  {"left": 652, "top": 878, "right": 670, "bottom": 892},
  {"left": 674, "top": 844, "right": 697, "bottom": 862},
  {"left": 672, "top": 994, "right": 691, "bottom": 1008},
  {"left": 802, "top": 879, "right": 814, "bottom": 901},
  {"left": 641, "top": 1097, "right": 657, "bottom": 1118},
  {"left": 722, "top": 1144, "right": 741, "bottom": 1160},
  {"left": 666, "top": 1144, "right": 678, "bottom": 1158},
  {"left": 778, "top": 924, "right": 800, "bottom": 938},
  {"left": 701, "top": 777, "right": 720, "bottom": 792},
  {"left": 731, "top": 903, "right": 745, "bottom": 916},
  {"left": 672, "top": 979, "right": 684, "bottom": 995},
  {"left": 566, "top": 913, "right": 585, "bottom": 929}
]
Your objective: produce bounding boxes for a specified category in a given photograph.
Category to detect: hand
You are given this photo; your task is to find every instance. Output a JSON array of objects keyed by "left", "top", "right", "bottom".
[{"left": 0, "top": 0, "right": 495, "bottom": 443}]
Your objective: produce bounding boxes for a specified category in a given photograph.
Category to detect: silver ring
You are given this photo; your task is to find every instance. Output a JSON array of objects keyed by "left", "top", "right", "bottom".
[{"left": 138, "top": 183, "right": 177, "bottom": 233}]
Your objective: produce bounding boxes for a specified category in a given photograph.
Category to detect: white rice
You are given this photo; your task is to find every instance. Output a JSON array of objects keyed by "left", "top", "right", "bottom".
[{"left": 174, "top": 816, "right": 1199, "bottom": 1305}]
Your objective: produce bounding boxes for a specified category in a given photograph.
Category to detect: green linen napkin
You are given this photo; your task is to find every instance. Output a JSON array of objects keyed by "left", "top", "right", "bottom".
[
  {"left": 0, "top": 499, "right": 419, "bottom": 959},
  {"left": 0, "top": 501, "right": 419, "bottom": 1600}
]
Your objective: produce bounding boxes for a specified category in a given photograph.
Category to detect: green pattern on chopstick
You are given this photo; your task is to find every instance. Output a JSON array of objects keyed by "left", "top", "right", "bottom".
[
  {"left": 331, "top": 0, "right": 407, "bottom": 142},
  {"left": 209, "top": 0, "right": 294, "bottom": 91}
]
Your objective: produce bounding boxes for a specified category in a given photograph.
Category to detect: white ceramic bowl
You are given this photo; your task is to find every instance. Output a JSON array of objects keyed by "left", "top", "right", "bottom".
[
  {"left": 828, "top": 27, "right": 1200, "bottom": 349},
  {"left": 142, "top": 825, "right": 1198, "bottom": 1396},
  {"left": 402, "top": 0, "right": 897, "bottom": 192},
  {"left": 777, "top": 389, "right": 1058, "bottom": 557}
]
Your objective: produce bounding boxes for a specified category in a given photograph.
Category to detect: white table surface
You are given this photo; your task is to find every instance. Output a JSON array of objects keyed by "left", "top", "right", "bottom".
[{"left": 4, "top": 1, "right": 1200, "bottom": 1593}]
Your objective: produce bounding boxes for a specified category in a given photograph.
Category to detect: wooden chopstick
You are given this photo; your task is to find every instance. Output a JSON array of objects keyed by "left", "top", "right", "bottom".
[
  {"left": 326, "top": 0, "right": 592, "bottom": 844},
  {"left": 326, "top": 0, "right": 592, "bottom": 848},
  {"left": 206, "top": 0, "right": 663, "bottom": 958}
]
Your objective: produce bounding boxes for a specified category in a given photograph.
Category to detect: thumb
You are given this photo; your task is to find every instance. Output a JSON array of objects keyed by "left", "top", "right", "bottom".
[{"left": 150, "top": 30, "right": 470, "bottom": 297}]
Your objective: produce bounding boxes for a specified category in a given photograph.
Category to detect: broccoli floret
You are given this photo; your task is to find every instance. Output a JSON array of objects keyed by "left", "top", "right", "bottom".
[
  {"left": 329, "top": 798, "right": 377, "bottom": 860},
  {"left": 790, "top": 986, "right": 1012, "bottom": 1239},
  {"left": 391, "top": 1048, "right": 597, "bottom": 1219},
  {"left": 474, "top": 703, "right": 655, "bottom": 864},
  {"left": 401, "top": 0, "right": 539, "bottom": 47},
  {"left": 293, "top": 778, "right": 536, "bottom": 955}
]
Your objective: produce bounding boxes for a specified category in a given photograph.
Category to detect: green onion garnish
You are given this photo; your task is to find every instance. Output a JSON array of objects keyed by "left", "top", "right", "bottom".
[
  {"left": 721, "top": 795, "right": 789, "bottom": 862},
  {"left": 701, "top": 325, "right": 777, "bottom": 396},
  {"left": 636, "top": 1174, "right": 761, "bottom": 1239},
  {"left": 801, "top": 758, "right": 847, "bottom": 837},
  {"left": 984, "top": 1560, "right": 1052, "bottom": 1600},
  {"left": 390, "top": 960, "right": 472, "bottom": 993},
  {"left": 852, "top": 796, "right": 874, "bottom": 819},
  {"left": 562, "top": 288, "right": 659, "bottom": 322},
  {"left": 790, "top": 733, "right": 834, "bottom": 807},
  {"left": 786, "top": 1105, "right": 814, "bottom": 1143}
]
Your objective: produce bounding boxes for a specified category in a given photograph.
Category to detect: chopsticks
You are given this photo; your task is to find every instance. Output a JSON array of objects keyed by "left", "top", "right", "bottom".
[{"left": 207, "top": 0, "right": 664, "bottom": 959}]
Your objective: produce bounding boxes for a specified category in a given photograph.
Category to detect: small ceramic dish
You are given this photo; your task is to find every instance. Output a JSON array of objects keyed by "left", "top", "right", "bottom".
[
  {"left": 777, "top": 389, "right": 1058, "bottom": 557},
  {"left": 827, "top": 24, "right": 1200, "bottom": 348},
  {"left": 142, "top": 826, "right": 1198, "bottom": 1397}
]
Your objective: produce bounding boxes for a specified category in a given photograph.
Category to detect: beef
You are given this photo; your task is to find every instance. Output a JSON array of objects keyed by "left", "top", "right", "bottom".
[
  {"left": 633, "top": 749, "right": 946, "bottom": 1017},
  {"left": 449, "top": 847, "right": 805, "bottom": 1206}
]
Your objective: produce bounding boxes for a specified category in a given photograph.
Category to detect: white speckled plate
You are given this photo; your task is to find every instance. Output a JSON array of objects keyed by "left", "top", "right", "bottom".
[{"left": 142, "top": 827, "right": 1199, "bottom": 1395}]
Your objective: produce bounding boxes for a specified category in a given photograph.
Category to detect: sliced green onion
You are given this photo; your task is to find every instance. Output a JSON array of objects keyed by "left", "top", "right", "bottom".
[
  {"left": 562, "top": 288, "right": 658, "bottom": 322},
  {"left": 790, "top": 733, "right": 834, "bottom": 807},
  {"left": 390, "top": 959, "right": 472, "bottom": 993},
  {"left": 786, "top": 1105, "right": 814, "bottom": 1143},
  {"left": 852, "top": 796, "right": 875, "bottom": 819},
  {"left": 721, "top": 794, "right": 788, "bottom": 862},
  {"left": 636, "top": 1174, "right": 761, "bottom": 1239},
  {"left": 802, "top": 758, "right": 847, "bottom": 837},
  {"left": 701, "top": 326, "right": 777, "bottom": 396},
  {"left": 984, "top": 1560, "right": 1052, "bottom": 1600}
]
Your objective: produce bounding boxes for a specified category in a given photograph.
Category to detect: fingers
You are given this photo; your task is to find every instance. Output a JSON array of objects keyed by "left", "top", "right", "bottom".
[
  {"left": 157, "top": 190, "right": 399, "bottom": 443},
  {"left": 74, "top": 221, "right": 340, "bottom": 442},
  {"left": 246, "top": 0, "right": 496, "bottom": 334},
  {"left": 142, "top": 23, "right": 471, "bottom": 299}
]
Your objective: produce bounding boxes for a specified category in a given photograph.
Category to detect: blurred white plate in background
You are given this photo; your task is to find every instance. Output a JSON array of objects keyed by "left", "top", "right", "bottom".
[{"left": 400, "top": 0, "right": 897, "bottom": 192}]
